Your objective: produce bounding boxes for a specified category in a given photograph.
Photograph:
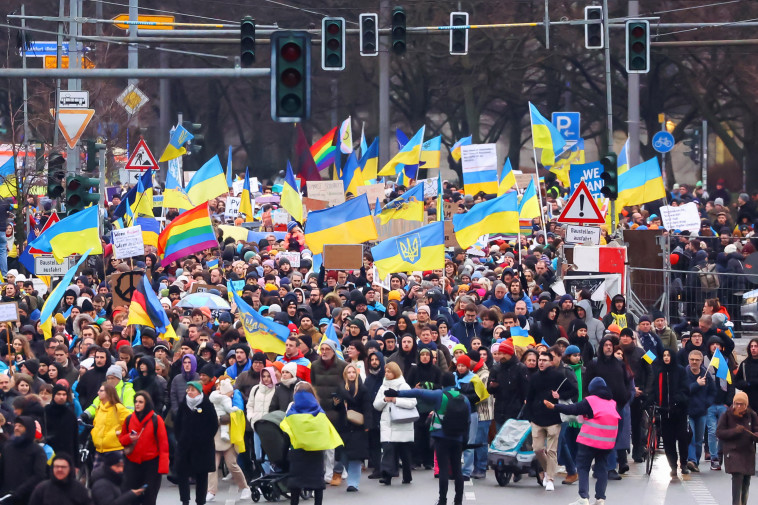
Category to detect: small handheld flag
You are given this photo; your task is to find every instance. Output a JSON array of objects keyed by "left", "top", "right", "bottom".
[{"left": 642, "top": 350, "right": 656, "bottom": 364}]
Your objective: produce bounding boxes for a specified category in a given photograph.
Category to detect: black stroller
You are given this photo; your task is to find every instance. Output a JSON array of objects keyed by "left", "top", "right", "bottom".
[{"left": 248, "top": 411, "right": 311, "bottom": 502}]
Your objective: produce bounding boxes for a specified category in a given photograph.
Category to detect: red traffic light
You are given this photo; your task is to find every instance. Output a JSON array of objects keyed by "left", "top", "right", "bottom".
[
  {"left": 631, "top": 26, "right": 645, "bottom": 38},
  {"left": 281, "top": 42, "right": 301, "bottom": 62},
  {"left": 327, "top": 22, "right": 340, "bottom": 35}
]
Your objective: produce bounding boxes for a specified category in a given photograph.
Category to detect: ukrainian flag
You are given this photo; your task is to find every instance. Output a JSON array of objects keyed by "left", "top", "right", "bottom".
[
  {"left": 0, "top": 157, "right": 17, "bottom": 198},
  {"left": 341, "top": 152, "right": 363, "bottom": 196},
  {"left": 279, "top": 391, "right": 343, "bottom": 451},
  {"left": 185, "top": 155, "right": 229, "bottom": 205},
  {"left": 29, "top": 205, "right": 103, "bottom": 262},
  {"left": 509, "top": 327, "right": 535, "bottom": 348},
  {"left": 519, "top": 178, "right": 541, "bottom": 219},
  {"left": 304, "top": 194, "right": 377, "bottom": 255},
  {"left": 618, "top": 157, "right": 666, "bottom": 208},
  {"left": 359, "top": 138, "right": 379, "bottom": 181},
  {"left": 711, "top": 348, "right": 732, "bottom": 384},
  {"left": 239, "top": 167, "right": 254, "bottom": 222},
  {"left": 39, "top": 249, "right": 93, "bottom": 339},
  {"left": 158, "top": 124, "right": 193, "bottom": 162},
  {"left": 281, "top": 161, "right": 303, "bottom": 223},
  {"left": 436, "top": 174, "right": 444, "bottom": 221},
  {"left": 419, "top": 135, "right": 442, "bottom": 169},
  {"left": 319, "top": 320, "right": 344, "bottom": 360},
  {"left": 618, "top": 139, "right": 630, "bottom": 175},
  {"left": 135, "top": 216, "right": 161, "bottom": 247},
  {"left": 451, "top": 136, "right": 472, "bottom": 162},
  {"left": 132, "top": 172, "right": 155, "bottom": 218},
  {"left": 529, "top": 103, "right": 567, "bottom": 167},
  {"left": 463, "top": 164, "right": 498, "bottom": 195},
  {"left": 378, "top": 126, "right": 425, "bottom": 176},
  {"left": 231, "top": 287, "right": 289, "bottom": 354},
  {"left": 371, "top": 221, "right": 445, "bottom": 278},
  {"left": 642, "top": 350, "right": 656, "bottom": 364},
  {"left": 550, "top": 138, "right": 585, "bottom": 187},
  {"left": 163, "top": 169, "right": 193, "bottom": 210},
  {"left": 498, "top": 158, "right": 516, "bottom": 196},
  {"left": 378, "top": 183, "right": 425, "bottom": 225},
  {"left": 452, "top": 192, "right": 519, "bottom": 249}
]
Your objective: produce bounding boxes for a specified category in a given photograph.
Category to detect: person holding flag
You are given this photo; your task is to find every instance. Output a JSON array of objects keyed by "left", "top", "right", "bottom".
[{"left": 705, "top": 337, "right": 736, "bottom": 471}]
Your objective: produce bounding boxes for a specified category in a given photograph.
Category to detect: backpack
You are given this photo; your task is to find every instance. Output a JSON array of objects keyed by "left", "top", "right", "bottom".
[
  {"left": 696, "top": 263, "right": 720, "bottom": 290},
  {"left": 439, "top": 391, "right": 470, "bottom": 438}
]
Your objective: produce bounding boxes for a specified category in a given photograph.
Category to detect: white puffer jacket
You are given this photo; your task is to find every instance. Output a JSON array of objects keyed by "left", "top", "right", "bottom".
[
  {"left": 246, "top": 383, "right": 276, "bottom": 426},
  {"left": 373, "top": 376, "right": 417, "bottom": 443}
]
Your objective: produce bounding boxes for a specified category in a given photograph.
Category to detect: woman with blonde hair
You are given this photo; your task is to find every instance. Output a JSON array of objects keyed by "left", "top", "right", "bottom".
[{"left": 335, "top": 363, "right": 370, "bottom": 492}]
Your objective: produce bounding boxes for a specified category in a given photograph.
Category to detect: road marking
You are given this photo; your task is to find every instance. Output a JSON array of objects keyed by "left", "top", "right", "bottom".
[
  {"left": 682, "top": 476, "right": 719, "bottom": 505},
  {"left": 465, "top": 491, "right": 476, "bottom": 501}
]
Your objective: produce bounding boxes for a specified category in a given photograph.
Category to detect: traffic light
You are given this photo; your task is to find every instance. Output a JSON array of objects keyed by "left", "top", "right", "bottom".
[
  {"left": 359, "top": 13, "right": 379, "bottom": 56},
  {"left": 391, "top": 7, "right": 406, "bottom": 55},
  {"left": 270, "top": 31, "right": 311, "bottom": 122},
  {"left": 599, "top": 153, "right": 619, "bottom": 200},
  {"left": 85, "top": 140, "right": 105, "bottom": 174},
  {"left": 47, "top": 151, "right": 66, "bottom": 199},
  {"left": 626, "top": 20, "right": 650, "bottom": 73},
  {"left": 683, "top": 129, "right": 701, "bottom": 163},
  {"left": 65, "top": 175, "right": 100, "bottom": 214},
  {"left": 584, "top": 6, "right": 603, "bottom": 49},
  {"left": 182, "top": 121, "right": 204, "bottom": 156},
  {"left": 240, "top": 16, "right": 256, "bottom": 67},
  {"left": 321, "top": 17, "right": 345, "bottom": 71},
  {"left": 449, "top": 12, "right": 469, "bottom": 55}
]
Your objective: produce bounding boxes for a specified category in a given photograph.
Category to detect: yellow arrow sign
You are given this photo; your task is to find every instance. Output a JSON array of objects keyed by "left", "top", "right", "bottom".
[{"left": 113, "top": 14, "right": 175, "bottom": 30}]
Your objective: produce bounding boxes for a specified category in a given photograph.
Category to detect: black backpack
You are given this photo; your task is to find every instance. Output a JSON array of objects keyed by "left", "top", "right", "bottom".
[{"left": 440, "top": 391, "right": 470, "bottom": 438}]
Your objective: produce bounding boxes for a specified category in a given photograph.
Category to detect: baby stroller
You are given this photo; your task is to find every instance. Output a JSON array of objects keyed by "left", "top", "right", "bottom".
[
  {"left": 248, "top": 411, "right": 311, "bottom": 502},
  {"left": 488, "top": 418, "right": 543, "bottom": 486}
]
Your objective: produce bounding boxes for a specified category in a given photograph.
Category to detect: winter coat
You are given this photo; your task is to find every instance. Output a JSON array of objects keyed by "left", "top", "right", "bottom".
[
  {"left": 363, "top": 353, "right": 386, "bottom": 430},
  {"left": 676, "top": 338, "right": 710, "bottom": 368},
  {"left": 685, "top": 365, "right": 716, "bottom": 417},
  {"left": 132, "top": 357, "right": 164, "bottom": 414},
  {"left": 28, "top": 475, "right": 92, "bottom": 505},
  {"left": 716, "top": 406, "right": 758, "bottom": 476},
  {"left": 652, "top": 360, "right": 689, "bottom": 419},
  {"left": 525, "top": 366, "right": 577, "bottom": 426},
  {"left": 310, "top": 357, "right": 347, "bottom": 424},
  {"left": 488, "top": 355, "right": 529, "bottom": 424},
  {"left": 585, "top": 338, "right": 632, "bottom": 407},
  {"left": 268, "top": 379, "right": 300, "bottom": 413},
  {"left": 576, "top": 300, "right": 605, "bottom": 351},
  {"left": 287, "top": 449, "right": 325, "bottom": 491},
  {"left": 388, "top": 346, "right": 418, "bottom": 379},
  {"left": 174, "top": 395, "right": 219, "bottom": 474},
  {"left": 530, "top": 303, "right": 565, "bottom": 346},
  {"left": 602, "top": 295, "right": 638, "bottom": 330},
  {"left": 169, "top": 370, "right": 198, "bottom": 416},
  {"left": 656, "top": 326, "right": 679, "bottom": 353},
  {"left": 246, "top": 383, "right": 275, "bottom": 425},
  {"left": 734, "top": 355, "right": 758, "bottom": 411},
  {"left": 117, "top": 410, "right": 170, "bottom": 474},
  {"left": 91, "top": 464, "right": 139, "bottom": 505},
  {"left": 92, "top": 401, "right": 131, "bottom": 453},
  {"left": 336, "top": 382, "right": 371, "bottom": 460},
  {"left": 84, "top": 380, "right": 135, "bottom": 418},
  {"left": 44, "top": 401, "right": 79, "bottom": 459},
  {"left": 0, "top": 416, "right": 48, "bottom": 503},
  {"left": 77, "top": 362, "right": 109, "bottom": 410},
  {"left": 373, "top": 376, "right": 417, "bottom": 443},
  {"left": 450, "top": 320, "right": 482, "bottom": 350}
]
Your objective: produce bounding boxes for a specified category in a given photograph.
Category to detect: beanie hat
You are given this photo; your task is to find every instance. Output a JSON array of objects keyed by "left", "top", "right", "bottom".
[
  {"left": 282, "top": 362, "right": 298, "bottom": 377},
  {"left": 441, "top": 372, "right": 456, "bottom": 388},
  {"left": 100, "top": 450, "right": 123, "bottom": 467},
  {"left": 565, "top": 345, "right": 581, "bottom": 356},
  {"left": 588, "top": 377, "right": 608, "bottom": 395},
  {"left": 218, "top": 378, "right": 233, "bottom": 395},
  {"left": 734, "top": 391, "right": 749, "bottom": 406},
  {"left": 106, "top": 364, "right": 123, "bottom": 379},
  {"left": 456, "top": 355, "right": 472, "bottom": 369},
  {"left": 199, "top": 363, "right": 217, "bottom": 378},
  {"left": 22, "top": 358, "right": 40, "bottom": 376},
  {"left": 652, "top": 310, "right": 665, "bottom": 321},
  {"left": 388, "top": 290, "right": 403, "bottom": 301},
  {"left": 251, "top": 352, "right": 267, "bottom": 364},
  {"left": 499, "top": 340, "right": 515, "bottom": 356},
  {"left": 186, "top": 381, "right": 203, "bottom": 393},
  {"left": 639, "top": 315, "right": 652, "bottom": 323}
]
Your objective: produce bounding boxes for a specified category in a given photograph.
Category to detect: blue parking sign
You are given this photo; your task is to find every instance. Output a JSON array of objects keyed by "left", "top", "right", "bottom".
[{"left": 552, "top": 112, "right": 581, "bottom": 141}]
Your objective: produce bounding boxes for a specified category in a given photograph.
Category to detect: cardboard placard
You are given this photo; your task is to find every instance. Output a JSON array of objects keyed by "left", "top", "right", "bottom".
[
  {"left": 515, "top": 173, "right": 536, "bottom": 190},
  {"left": 0, "top": 302, "right": 19, "bottom": 322},
  {"left": 225, "top": 196, "right": 241, "bottom": 218},
  {"left": 444, "top": 221, "right": 459, "bottom": 248},
  {"left": 307, "top": 180, "right": 345, "bottom": 207},
  {"left": 443, "top": 201, "right": 456, "bottom": 219},
  {"left": 108, "top": 271, "right": 144, "bottom": 307},
  {"left": 355, "top": 184, "right": 385, "bottom": 208},
  {"left": 111, "top": 226, "right": 145, "bottom": 259},
  {"left": 302, "top": 196, "right": 329, "bottom": 212},
  {"left": 232, "top": 177, "right": 260, "bottom": 196},
  {"left": 414, "top": 178, "right": 438, "bottom": 198},
  {"left": 190, "top": 283, "right": 214, "bottom": 294},
  {"left": 279, "top": 251, "right": 301, "bottom": 267},
  {"left": 323, "top": 244, "right": 364, "bottom": 270}
]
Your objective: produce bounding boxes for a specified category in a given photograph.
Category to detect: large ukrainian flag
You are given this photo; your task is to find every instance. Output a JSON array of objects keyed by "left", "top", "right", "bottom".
[
  {"left": 452, "top": 192, "right": 519, "bottom": 249},
  {"left": 378, "top": 126, "right": 425, "bottom": 176},
  {"left": 304, "top": 194, "right": 377, "bottom": 255},
  {"left": 281, "top": 162, "right": 303, "bottom": 223},
  {"left": 29, "top": 204, "right": 103, "bottom": 262},
  {"left": 378, "top": 183, "right": 424, "bottom": 225},
  {"left": 529, "top": 102, "right": 567, "bottom": 167},
  {"left": 371, "top": 221, "right": 445, "bottom": 278},
  {"left": 231, "top": 287, "right": 289, "bottom": 354},
  {"left": 617, "top": 157, "right": 666, "bottom": 208},
  {"left": 185, "top": 155, "right": 228, "bottom": 205}
]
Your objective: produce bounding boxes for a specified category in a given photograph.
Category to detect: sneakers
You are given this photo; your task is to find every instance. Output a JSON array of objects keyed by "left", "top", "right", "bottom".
[
  {"left": 471, "top": 471, "right": 486, "bottom": 480},
  {"left": 239, "top": 488, "right": 252, "bottom": 501},
  {"left": 330, "top": 474, "right": 343, "bottom": 486},
  {"left": 710, "top": 459, "right": 721, "bottom": 471},
  {"left": 568, "top": 499, "right": 589, "bottom": 505},
  {"left": 562, "top": 473, "right": 578, "bottom": 485},
  {"left": 686, "top": 461, "right": 700, "bottom": 473},
  {"left": 545, "top": 480, "right": 555, "bottom": 491},
  {"left": 346, "top": 486, "right": 358, "bottom": 492},
  {"left": 595, "top": 500, "right": 606, "bottom": 505},
  {"left": 607, "top": 470, "right": 622, "bottom": 481},
  {"left": 205, "top": 493, "right": 216, "bottom": 502}
]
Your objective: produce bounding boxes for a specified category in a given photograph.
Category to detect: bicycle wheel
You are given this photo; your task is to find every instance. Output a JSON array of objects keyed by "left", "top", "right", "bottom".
[{"left": 645, "top": 422, "right": 657, "bottom": 476}]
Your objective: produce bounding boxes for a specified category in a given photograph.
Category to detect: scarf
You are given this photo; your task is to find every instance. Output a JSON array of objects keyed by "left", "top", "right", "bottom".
[
  {"left": 286, "top": 391, "right": 324, "bottom": 416},
  {"left": 281, "top": 376, "right": 298, "bottom": 387},
  {"left": 186, "top": 393, "right": 203, "bottom": 411}
]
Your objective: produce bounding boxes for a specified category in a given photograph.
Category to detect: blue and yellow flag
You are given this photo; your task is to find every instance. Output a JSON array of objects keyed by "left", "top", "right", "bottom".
[
  {"left": 40, "top": 249, "right": 93, "bottom": 339},
  {"left": 529, "top": 103, "right": 567, "bottom": 166},
  {"left": 133, "top": 172, "right": 154, "bottom": 218},
  {"left": 451, "top": 136, "right": 472, "bottom": 162},
  {"left": 135, "top": 216, "right": 160, "bottom": 247},
  {"left": 304, "top": 194, "right": 377, "bottom": 255},
  {"left": 279, "top": 391, "right": 343, "bottom": 451},
  {"left": 359, "top": 138, "right": 379, "bottom": 182},
  {"left": 550, "top": 138, "right": 585, "bottom": 187},
  {"left": 711, "top": 348, "right": 732, "bottom": 384},
  {"left": 185, "top": 155, "right": 229, "bottom": 205},
  {"left": 436, "top": 174, "right": 444, "bottom": 221},
  {"left": 463, "top": 163, "right": 499, "bottom": 196},
  {"left": 282, "top": 161, "right": 303, "bottom": 224},
  {"left": 519, "top": 178, "right": 541, "bottom": 219},
  {"left": 29, "top": 205, "right": 103, "bottom": 262},
  {"left": 319, "top": 320, "right": 345, "bottom": 360},
  {"left": 618, "top": 157, "right": 666, "bottom": 208},
  {"left": 642, "top": 350, "right": 657, "bottom": 364},
  {"left": 509, "top": 327, "right": 536, "bottom": 348},
  {"left": 378, "top": 183, "right": 425, "bottom": 225},
  {"left": 231, "top": 287, "right": 289, "bottom": 354},
  {"left": 618, "top": 139, "right": 630, "bottom": 175},
  {"left": 498, "top": 158, "right": 516, "bottom": 196},
  {"left": 379, "top": 126, "right": 425, "bottom": 176},
  {"left": 113, "top": 169, "right": 153, "bottom": 219},
  {"left": 163, "top": 169, "right": 193, "bottom": 209},
  {"left": 0, "top": 157, "right": 16, "bottom": 198},
  {"left": 239, "top": 167, "right": 254, "bottom": 223},
  {"left": 371, "top": 221, "right": 445, "bottom": 278},
  {"left": 420, "top": 135, "right": 442, "bottom": 169},
  {"left": 158, "top": 124, "right": 193, "bottom": 162},
  {"left": 452, "top": 192, "right": 519, "bottom": 249},
  {"left": 226, "top": 145, "right": 234, "bottom": 187},
  {"left": 341, "top": 152, "right": 363, "bottom": 196}
]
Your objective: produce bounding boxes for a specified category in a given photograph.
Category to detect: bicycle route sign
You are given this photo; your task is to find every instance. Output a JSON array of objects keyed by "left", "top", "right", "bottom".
[{"left": 652, "top": 131, "right": 675, "bottom": 154}]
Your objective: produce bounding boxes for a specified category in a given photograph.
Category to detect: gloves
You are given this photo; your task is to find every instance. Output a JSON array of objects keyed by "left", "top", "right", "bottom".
[
  {"left": 79, "top": 411, "right": 92, "bottom": 423},
  {"left": 384, "top": 388, "right": 399, "bottom": 398}
]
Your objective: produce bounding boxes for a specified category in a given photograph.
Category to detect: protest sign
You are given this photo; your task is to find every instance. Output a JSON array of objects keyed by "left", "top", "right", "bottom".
[
  {"left": 659, "top": 202, "right": 700, "bottom": 234},
  {"left": 307, "top": 180, "right": 345, "bottom": 207},
  {"left": 112, "top": 226, "right": 145, "bottom": 259}
]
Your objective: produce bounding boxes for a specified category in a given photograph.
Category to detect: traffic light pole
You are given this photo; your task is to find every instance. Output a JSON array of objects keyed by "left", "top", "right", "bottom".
[
  {"left": 627, "top": 0, "right": 641, "bottom": 169},
  {"left": 602, "top": 0, "right": 617, "bottom": 232}
]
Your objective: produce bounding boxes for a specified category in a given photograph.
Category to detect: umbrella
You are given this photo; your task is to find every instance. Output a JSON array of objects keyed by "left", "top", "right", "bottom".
[
  {"left": 176, "top": 292, "right": 231, "bottom": 310},
  {"left": 257, "top": 195, "right": 280, "bottom": 204}
]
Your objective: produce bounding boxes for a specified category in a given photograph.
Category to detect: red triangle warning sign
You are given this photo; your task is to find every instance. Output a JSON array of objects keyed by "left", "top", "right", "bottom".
[
  {"left": 125, "top": 138, "right": 159, "bottom": 171},
  {"left": 557, "top": 180, "right": 605, "bottom": 225}
]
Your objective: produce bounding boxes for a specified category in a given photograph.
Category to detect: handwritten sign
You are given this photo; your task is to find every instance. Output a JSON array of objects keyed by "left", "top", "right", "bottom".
[
  {"left": 659, "top": 202, "right": 700, "bottom": 233},
  {"left": 111, "top": 226, "right": 145, "bottom": 259},
  {"left": 225, "top": 196, "right": 241, "bottom": 219},
  {"left": 307, "top": 180, "right": 345, "bottom": 207},
  {"left": 355, "top": 184, "right": 385, "bottom": 209},
  {"left": 232, "top": 177, "right": 260, "bottom": 196},
  {"left": 415, "top": 178, "right": 438, "bottom": 198},
  {"left": 0, "top": 302, "right": 19, "bottom": 322},
  {"left": 279, "top": 251, "right": 301, "bottom": 268}
]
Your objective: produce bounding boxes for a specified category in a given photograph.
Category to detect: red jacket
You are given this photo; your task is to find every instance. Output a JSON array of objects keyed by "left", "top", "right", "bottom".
[{"left": 118, "top": 410, "right": 170, "bottom": 474}]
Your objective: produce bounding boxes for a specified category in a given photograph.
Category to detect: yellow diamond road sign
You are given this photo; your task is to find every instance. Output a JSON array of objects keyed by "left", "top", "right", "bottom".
[{"left": 117, "top": 84, "right": 149, "bottom": 115}]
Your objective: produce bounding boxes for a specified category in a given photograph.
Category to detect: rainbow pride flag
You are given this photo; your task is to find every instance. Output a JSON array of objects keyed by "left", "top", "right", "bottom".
[
  {"left": 310, "top": 127, "right": 338, "bottom": 171},
  {"left": 157, "top": 202, "right": 218, "bottom": 265}
]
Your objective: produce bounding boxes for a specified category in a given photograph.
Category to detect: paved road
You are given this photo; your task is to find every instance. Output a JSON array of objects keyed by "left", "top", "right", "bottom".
[{"left": 156, "top": 456, "right": 736, "bottom": 505}]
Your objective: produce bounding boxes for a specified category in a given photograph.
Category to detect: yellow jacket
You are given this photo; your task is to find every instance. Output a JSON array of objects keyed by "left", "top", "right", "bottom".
[{"left": 92, "top": 402, "right": 130, "bottom": 453}]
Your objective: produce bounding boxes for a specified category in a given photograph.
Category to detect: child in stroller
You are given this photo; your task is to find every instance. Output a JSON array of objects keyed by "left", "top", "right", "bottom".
[{"left": 488, "top": 418, "right": 544, "bottom": 486}]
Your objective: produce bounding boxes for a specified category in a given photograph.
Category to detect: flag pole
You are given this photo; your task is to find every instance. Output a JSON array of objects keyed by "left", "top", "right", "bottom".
[
  {"left": 530, "top": 146, "right": 549, "bottom": 243},
  {"left": 514, "top": 176, "right": 522, "bottom": 267}
]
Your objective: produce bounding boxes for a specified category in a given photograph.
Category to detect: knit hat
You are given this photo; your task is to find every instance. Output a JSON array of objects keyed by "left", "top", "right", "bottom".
[
  {"left": 319, "top": 338, "right": 341, "bottom": 357},
  {"left": 565, "top": 345, "right": 581, "bottom": 356},
  {"left": 734, "top": 391, "right": 749, "bottom": 406},
  {"left": 388, "top": 290, "right": 403, "bottom": 301},
  {"left": 456, "top": 355, "right": 472, "bottom": 369},
  {"left": 251, "top": 352, "right": 267, "bottom": 364},
  {"left": 714, "top": 197, "right": 724, "bottom": 206},
  {"left": 22, "top": 358, "right": 40, "bottom": 376},
  {"left": 186, "top": 381, "right": 203, "bottom": 393},
  {"left": 100, "top": 450, "right": 123, "bottom": 467},
  {"left": 499, "top": 340, "right": 515, "bottom": 356},
  {"left": 639, "top": 315, "right": 652, "bottom": 323},
  {"left": 106, "top": 364, "right": 123, "bottom": 379},
  {"left": 588, "top": 377, "right": 607, "bottom": 395},
  {"left": 218, "top": 378, "right": 233, "bottom": 395},
  {"left": 417, "top": 305, "right": 430, "bottom": 315},
  {"left": 282, "top": 362, "right": 298, "bottom": 377},
  {"left": 652, "top": 310, "right": 665, "bottom": 321},
  {"left": 199, "top": 363, "right": 217, "bottom": 378}
]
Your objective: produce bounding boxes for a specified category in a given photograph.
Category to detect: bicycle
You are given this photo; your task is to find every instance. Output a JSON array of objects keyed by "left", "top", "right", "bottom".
[
  {"left": 77, "top": 420, "right": 94, "bottom": 488},
  {"left": 644, "top": 404, "right": 661, "bottom": 476}
]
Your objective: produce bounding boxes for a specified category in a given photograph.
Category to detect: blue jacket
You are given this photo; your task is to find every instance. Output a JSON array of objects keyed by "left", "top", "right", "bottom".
[
  {"left": 450, "top": 320, "right": 482, "bottom": 350},
  {"left": 395, "top": 387, "right": 470, "bottom": 441},
  {"left": 685, "top": 365, "right": 716, "bottom": 417}
]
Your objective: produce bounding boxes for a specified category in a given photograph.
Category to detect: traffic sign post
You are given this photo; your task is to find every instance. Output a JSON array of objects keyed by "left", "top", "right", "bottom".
[
  {"left": 125, "top": 138, "right": 159, "bottom": 171},
  {"left": 552, "top": 112, "right": 581, "bottom": 141},
  {"left": 117, "top": 84, "right": 149, "bottom": 115},
  {"left": 652, "top": 131, "right": 675, "bottom": 154},
  {"left": 557, "top": 180, "right": 605, "bottom": 225}
]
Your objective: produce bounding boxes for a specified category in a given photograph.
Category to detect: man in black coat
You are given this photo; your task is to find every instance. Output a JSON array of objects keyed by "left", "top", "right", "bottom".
[
  {"left": 29, "top": 453, "right": 91, "bottom": 505},
  {"left": 0, "top": 416, "right": 48, "bottom": 505},
  {"left": 618, "top": 328, "right": 653, "bottom": 463},
  {"left": 77, "top": 346, "right": 110, "bottom": 410},
  {"left": 487, "top": 340, "right": 529, "bottom": 429},
  {"left": 91, "top": 451, "right": 143, "bottom": 505}
]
